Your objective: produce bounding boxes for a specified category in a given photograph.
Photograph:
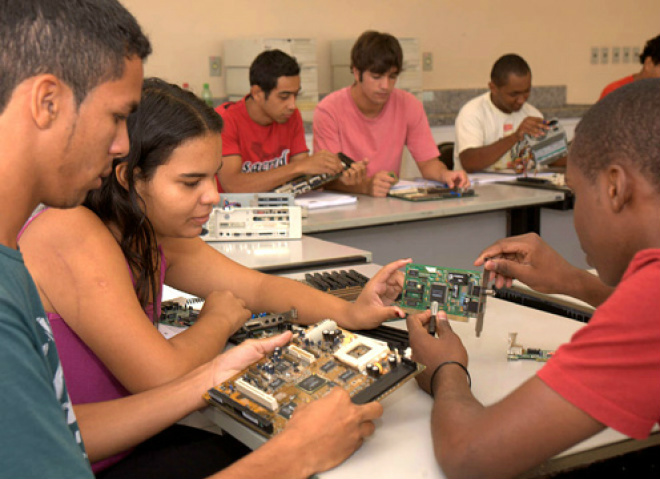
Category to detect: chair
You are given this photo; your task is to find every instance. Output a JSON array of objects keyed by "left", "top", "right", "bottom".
[{"left": 438, "top": 142, "right": 455, "bottom": 170}]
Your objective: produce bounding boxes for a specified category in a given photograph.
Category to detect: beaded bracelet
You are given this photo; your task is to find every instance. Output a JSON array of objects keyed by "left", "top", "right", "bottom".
[{"left": 429, "top": 361, "right": 471, "bottom": 398}]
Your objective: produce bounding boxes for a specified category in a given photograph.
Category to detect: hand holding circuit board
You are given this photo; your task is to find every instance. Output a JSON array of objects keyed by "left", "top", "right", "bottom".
[{"left": 205, "top": 319, "right": 424, "bottom": 439}]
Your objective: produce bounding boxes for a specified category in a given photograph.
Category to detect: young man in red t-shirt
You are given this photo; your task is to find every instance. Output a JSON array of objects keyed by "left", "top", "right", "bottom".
[
  {"left": 215, "top": 49, "right": 364, "bottom": 192},
  {"left": 407, "top": 79, "right": 660, "bottom": 479},
  {"left": 599, "top": 34, "right": 660, "bottom": 100}
]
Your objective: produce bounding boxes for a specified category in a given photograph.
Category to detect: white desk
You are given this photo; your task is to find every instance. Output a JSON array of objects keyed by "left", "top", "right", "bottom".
[
  {"left": 304, "top": 184, "right": 588, "bottom": 271},
  {"left": 302, "top": 184, "right": 563, "bottom": 234},
  {"left": 205, "top": 235, "right": 371, "bottom": 273},
  {"left": 306, "top": 184, "right": 587, "bottom": 271},
  {"left": 203, "top": 263, "right": 657, "bottom": 479}
]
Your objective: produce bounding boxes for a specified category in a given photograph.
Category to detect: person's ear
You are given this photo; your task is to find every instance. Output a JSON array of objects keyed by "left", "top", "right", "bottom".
[
  {"left": 352, "top": 67, "right": 361, "bottom": 84},
  {"left": 31, "top": 75, "right": 65, "bottom": 129},
  {"left": 250, "top": 85, "right": 264, "bottom": 103},
  {"left": 605, "top": 164, "right": 632, "bottom": 213},
  {"left": 115, "top": 162, "right": 131, "bottom": 191},
  {"left": 642, "top": 56, "right": 656, "bottom": 74}
]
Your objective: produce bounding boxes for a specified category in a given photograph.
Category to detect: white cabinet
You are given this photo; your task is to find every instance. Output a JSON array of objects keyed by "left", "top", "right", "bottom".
[
  {"left": 330, "top": 37, "right": 422, "bottom": 100},
  {"left": 224, "top": 37, "right": 318, "bottom": 111}
]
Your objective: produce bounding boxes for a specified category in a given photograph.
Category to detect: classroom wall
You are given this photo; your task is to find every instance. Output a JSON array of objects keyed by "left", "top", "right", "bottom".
[{"left": 122, "top": 0, "right": 660, "bottom": 105}]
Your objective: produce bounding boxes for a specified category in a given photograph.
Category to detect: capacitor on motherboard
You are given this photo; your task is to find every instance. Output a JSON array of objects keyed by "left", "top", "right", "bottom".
[
  {"left": 388, "top": 354, "right": 398, "bottom": 369},
  {"left": 367, "top": 363, "right": 381, "bottom": 378}
]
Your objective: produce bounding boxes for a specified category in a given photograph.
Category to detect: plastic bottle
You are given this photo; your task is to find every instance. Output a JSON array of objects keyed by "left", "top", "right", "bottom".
[{"left": 201, "top": 83, "right": 214, "bottom": 108}]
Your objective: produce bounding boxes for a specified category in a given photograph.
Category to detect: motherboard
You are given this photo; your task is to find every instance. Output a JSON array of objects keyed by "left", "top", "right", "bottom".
[
  {"left": 273, "top": 152, "right": 354, "bottom": 196},
  {"left": 204, "top": 319, "right": 423, "bottom": 438}
]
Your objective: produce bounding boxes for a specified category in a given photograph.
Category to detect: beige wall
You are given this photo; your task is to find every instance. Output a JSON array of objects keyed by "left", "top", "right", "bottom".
[{"left": 122, "top": 0, "right": 660, "bottom": 104}]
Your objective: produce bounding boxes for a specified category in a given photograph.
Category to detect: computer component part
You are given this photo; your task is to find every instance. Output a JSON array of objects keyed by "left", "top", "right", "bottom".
[
  {"left": 526, "top": 119, "right": 568, "bottom": 167},
  {"left": 242, "top": 308, "right": 298, "bottom": 332},
  {"left": 302, "top": 269, "right": 370, "bottom": 301},
  {"left": 159, "top": 300, "right": 298, "bottom": 334},
  {"left": 388, "top": 186, "right": 476, "bottom": 202},
  {"left": 219, "top": 192, "right": 295, "bottom": 209},
  {"left": 333, "top": 336, "right": 389, "bottom": 372},
  {"left": 512, "top": 118, "right": 568, "bottom": 174},
  {"left": 493, "top": 286, "right": 593, "bottom": 323},
  {"left": 159, "top": 300, "right": 201, "bottom": 327},
  {"left": 201, "top": 205, "right": 302, "bottom": 241},
  {"left": 507, "top": 332, "right": 555, "bottom": 361},
  {"left": 399, "top": 263, "right": 490, "bottom": 337},
  {"left": 272, "top": 152, "right": 354, "bottom": 196},
  {"left": 349, "top": 324, "right": 410, "bottom": 353},
  {"left": 205, "top": 321, "right": 423, "bottom": 439}
]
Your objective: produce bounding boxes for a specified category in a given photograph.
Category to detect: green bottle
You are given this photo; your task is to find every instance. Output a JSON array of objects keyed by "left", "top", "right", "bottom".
[{"left": 201, "top": 83, "right": 214, "bottom": 108}]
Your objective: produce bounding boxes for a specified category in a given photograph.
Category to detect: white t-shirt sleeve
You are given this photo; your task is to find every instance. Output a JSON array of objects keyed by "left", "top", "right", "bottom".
[
  {"left": 454, "top": 100, "right": 486, "bottom": 155},
  {"left": 526, "top": 103, "right": 544, "bottom": 119}
]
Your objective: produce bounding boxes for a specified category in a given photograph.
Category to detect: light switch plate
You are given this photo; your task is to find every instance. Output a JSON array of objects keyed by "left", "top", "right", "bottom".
[
  {"left": 209, "top": 56, "right": 222, "bottom": 77},
  {"left": 422, "top": 52, "right": 433, "bottom": 72},
  {"left": 600, "top": 47, "right": 609, "bottom": 64},
  {"left": 623, "top": 46, "right": 631, "bottom": 64}
]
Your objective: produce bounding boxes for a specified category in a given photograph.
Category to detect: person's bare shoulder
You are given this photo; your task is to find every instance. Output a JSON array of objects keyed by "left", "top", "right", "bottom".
[{"left": 20, "top": 206, "right": 118, "bottom": 256}]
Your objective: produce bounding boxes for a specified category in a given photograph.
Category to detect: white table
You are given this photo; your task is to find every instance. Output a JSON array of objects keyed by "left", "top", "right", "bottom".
[
  {"left": 206, "top": 235, "right": 371, "bottom": 273},
  {"left": 202, "top": 263, "right": 657, "bottom": 478},
  {"left": 302, "top": 184, "right": 588, "bottom": 271}
]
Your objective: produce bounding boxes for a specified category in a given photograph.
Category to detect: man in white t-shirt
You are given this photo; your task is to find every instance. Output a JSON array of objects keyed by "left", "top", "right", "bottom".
[{"left": 454, "top": 54, "right": 553, "bottom": 172}]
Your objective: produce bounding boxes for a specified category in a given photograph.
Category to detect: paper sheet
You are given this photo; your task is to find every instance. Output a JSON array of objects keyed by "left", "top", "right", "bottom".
[{"left": 294, "top": 191, "right": 357, "bottom": 210}]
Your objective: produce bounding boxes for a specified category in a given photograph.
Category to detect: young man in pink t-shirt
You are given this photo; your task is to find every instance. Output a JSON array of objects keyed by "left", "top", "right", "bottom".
[{"left": 313, "top": 31, "right": 469, "bottom": 197}]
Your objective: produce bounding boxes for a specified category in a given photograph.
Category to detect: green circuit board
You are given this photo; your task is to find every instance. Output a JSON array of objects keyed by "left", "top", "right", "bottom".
[{"left": 399, "top": 263, "right": 487, "bottom": 322}]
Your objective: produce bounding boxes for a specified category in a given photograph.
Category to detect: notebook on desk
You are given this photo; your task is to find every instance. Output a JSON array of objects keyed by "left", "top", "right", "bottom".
[{"left": 293, "top": 191, "right": 357, "bottom": 210}]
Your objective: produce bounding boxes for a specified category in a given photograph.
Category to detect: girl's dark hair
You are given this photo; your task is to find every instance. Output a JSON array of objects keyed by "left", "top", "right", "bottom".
[{"left": 84, "top": 77, "right": 223, "bottom": 320}]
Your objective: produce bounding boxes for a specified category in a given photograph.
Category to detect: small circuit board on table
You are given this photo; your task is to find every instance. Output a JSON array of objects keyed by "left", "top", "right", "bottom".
[
  {"left": 399, "top": 263, "right": 489, "bottom": 336},
  {"left": 159, "top": 298, "right": 202, "bottom": 327},
  {"left": 507, "top": 332, "right": 555, "bottom": 361},
  {"left": 204, "top": 319, "right": 423, "bottom": 439},
  {"left": 159, "top": 299, "right": 298, "bottom": 342}
]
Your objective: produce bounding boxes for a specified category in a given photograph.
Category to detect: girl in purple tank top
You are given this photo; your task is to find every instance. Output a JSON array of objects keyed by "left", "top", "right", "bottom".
[{"left": 18, "top": 78, "right": 410, "bottom": 473}]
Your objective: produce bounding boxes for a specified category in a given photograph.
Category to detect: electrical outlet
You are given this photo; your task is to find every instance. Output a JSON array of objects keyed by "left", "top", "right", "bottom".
[
  {"left": 623, "top": 46, "right": 631, "bottom": 64},
  {"left": 612, "top": 46, "right": 620, "bottom": 64},
  {"left": 600, "top": 47, "right": 609, "bottom": 64},
  {"left": 422, "top": 52, "right": 433, "bottom": 72},
  {"left": 209, "top": 56, "right": 222, "bottom": 77},
  {"left": 590, "top": 47, "right": 599, "bottom": 65}
]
